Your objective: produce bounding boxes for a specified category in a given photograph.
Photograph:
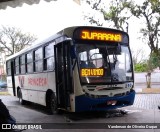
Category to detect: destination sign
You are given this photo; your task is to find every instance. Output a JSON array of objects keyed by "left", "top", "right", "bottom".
[
  {"left": 80, "top": 30, "right": 122, "bottom": 42},
  {"left": 81, "top": 68, "right": 104, "bottom": 77}
]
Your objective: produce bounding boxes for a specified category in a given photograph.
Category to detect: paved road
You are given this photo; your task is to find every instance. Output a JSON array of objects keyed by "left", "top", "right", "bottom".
[
  {"left": 132, "top": 94, "right": 160, "bottom": 110},
  {"left": 1, "top": 95, "right": 160, "bottom": 132}
]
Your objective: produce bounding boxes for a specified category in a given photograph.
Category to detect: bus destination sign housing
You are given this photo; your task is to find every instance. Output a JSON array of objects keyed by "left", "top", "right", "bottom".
[
  {"left": 73, "top": 27, "right": 129, "bottom": 44},
  {"left": 81, "top": 30, "right": 122, "bottom": 42}
]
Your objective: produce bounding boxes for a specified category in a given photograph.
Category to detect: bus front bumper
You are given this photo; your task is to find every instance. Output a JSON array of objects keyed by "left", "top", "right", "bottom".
[{"left": 75, "top": 90, "right": 135, "bottom": 112}]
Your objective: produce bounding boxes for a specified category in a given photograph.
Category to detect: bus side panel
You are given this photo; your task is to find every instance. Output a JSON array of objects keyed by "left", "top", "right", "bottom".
[
  {"left": 47, "top": 72, "right": 56, "bottom": 93},
  {"left": 14, "top": 75, "right": 29, "bottom": 101},
  {"left": 13, "top": 73, "right": 48, "bottom": 105},
  {"left": 37, "top": 91, "right": 46, "bottom": 106},
  {"left": 69, "top": 64, "right": 84, "bottom": 112},
  {"left": 27, "top": 73, "right": 48, "bottom": 105},
  {"left": 14, "top": 75, "right": 26, "bottom": 97},
  {"left": 32, "top": 72, "right": 56, "bottom": 106},
  {"left": 7, "top": 76, "right": 14, "bottom": 96},
  {"left": 27, "top": 73, "right": 48, "bottom": 91},
  {"left": 13, "top": 72, "right": 56, "bottom": 106},
  {"left": 28, "top": 90, "right": 38, "bottom": 103},
  {"left": 21, "top": 89, "right": 29, "bottom": 101},
  {"left": 74, "top": 64, "right": 84, "bottom": 96},
  {"left": 70, "top": 94, "right": 75, "bottom": 112}
]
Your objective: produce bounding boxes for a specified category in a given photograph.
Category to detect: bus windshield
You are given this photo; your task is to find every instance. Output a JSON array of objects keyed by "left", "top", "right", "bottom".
[{"left": 76, "top": 43, "right": 133, "bottom": 84}]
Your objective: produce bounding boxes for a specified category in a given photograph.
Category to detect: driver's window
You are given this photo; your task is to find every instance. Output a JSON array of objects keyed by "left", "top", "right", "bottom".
[
  {"left": 89, "top": 49, "right": 103, "bottom": 68},
  {"left": 79, "top": 51, "right": 87, "bottom": 61}
]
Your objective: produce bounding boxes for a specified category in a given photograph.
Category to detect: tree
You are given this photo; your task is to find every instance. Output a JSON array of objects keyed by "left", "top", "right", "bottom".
[
  {"left": 134, "top": 62, "right": 148, "bottom": 72},
  {"left": 130, "top": 0, "right": 160, "bottom": 55},
  {"left": 84, "top": 0, "right": 160, "bottom": 54},
  {"left": 101, "top": 0, "right": 133, "bottom": 32},
  {"left": 83, "top": 0, "right": 134, "bottom": 32},
  {"left": 0, "top": 26, "right": 37, "bottom": 56},
  {"left": 131, "top": 48, "right": 147, "bottom": 65},
  {"left": 147, "top": 51, "right": 160, "bottom": 70},
  {"left": 129, "top": 0, "right": 160, "bottom": 88}
]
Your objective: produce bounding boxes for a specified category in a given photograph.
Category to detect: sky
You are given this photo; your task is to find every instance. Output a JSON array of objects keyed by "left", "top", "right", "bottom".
[
  {"left": 0, "top": 0, "right": 82, "bottom": 42},
  {"left": 0, "top": 0, "right": 150, "bottom": 58}
]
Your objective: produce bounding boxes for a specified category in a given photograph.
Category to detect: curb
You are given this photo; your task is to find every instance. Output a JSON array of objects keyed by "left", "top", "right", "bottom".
[
  {"left": 136, "top": 88, "right": 160, "bottom": 94},
  {"left": 0, "top": 91, "right": 10, "bottom": 95}
]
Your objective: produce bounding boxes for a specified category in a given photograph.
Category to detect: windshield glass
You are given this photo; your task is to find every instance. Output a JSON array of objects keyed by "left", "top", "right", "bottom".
[{"left": 76, "top": 43, "right": 133, "bottom": 84}]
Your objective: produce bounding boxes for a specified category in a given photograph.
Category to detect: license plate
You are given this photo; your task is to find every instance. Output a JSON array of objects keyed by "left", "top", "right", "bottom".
[{"left": 107, "top": 100, "right": 117, "bottom": 105}]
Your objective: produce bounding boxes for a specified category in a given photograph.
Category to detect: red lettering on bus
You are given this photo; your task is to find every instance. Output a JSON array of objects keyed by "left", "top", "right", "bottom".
[
  {"left": 28, "top": 77, "right": 48, "bottom": 86},
  {"left": 44, "top": 78, "right": 47, "bottom": 86}
]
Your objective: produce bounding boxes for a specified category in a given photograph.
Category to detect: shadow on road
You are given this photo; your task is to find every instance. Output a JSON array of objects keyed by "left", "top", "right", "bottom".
[
  {"left": 64, "top": 110, "right": 127, "bottom": 121},
  {"left": 15, "top": 101, "right": 128, "bottom": 122},
  {"left": 21, "top": 102, "right": 49, "bottom": 115}
]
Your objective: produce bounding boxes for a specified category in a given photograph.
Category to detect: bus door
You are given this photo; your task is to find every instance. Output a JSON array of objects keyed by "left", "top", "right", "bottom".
[
  {"left": 11, "top": 60, "right": 16, "bottom": 96},
  {"left": 54, "top": 40, "right": 73, "bottom": 110}
]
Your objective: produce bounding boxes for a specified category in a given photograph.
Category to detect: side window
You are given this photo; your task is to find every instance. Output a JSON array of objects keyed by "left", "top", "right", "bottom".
[
  {"left": 20, "top": 55, "right": 26, "bottom": 74},
  {"left": 34, "top": 47, "right": 43, "bottom": 72},
  {"left": 6, "top": 61, "right": 11, "bottom": 76},
  {"left": 15, "top": 57, "right": 20, "bottom": 74},
  {"left": 26, "top": 52, "right": 33, "bottom": 73},
  {"left": 44, "top": 42, "right": 54, "bottom": 71}
]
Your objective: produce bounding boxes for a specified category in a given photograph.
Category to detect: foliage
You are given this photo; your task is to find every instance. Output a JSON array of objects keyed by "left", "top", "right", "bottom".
[
  {"left": 134, "top": 62, "right": 148, "bottom": 72},
  {"left": 131, "top": 48, "right": 147, "bottom": 65},
  {"left": 147, "top": 51, "right": 160, "bottom": 71},
  {"left": 129, "top": 0, "right": 160, "bottom": 54},
  {"left": 0, "top": 26, "right": 37, "bottom": 56},
  {"left": 84, "top": 0, "right": 160, "bottom": 58},
  {"left": 84, "top": 0, "right": 134, "bottom": 32},
  {"left": 134, "top": 51, "right": 160, "bottom": 72},
  {"left": 101, "top": 0, "right": 133, "bottom": 31}
]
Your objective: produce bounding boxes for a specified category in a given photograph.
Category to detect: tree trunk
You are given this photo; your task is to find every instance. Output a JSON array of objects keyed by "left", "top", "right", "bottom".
[{"left": 145, "top": 72, "right": 151, "bottom": 88}]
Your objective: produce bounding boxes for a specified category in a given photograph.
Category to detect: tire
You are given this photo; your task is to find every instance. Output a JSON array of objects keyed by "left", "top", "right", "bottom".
[
  {"left": 47, "top": 93, "right": 57, "bottom": 114},
  {"left": 18, "top": 89, "right": 25, "bottom": 105}
]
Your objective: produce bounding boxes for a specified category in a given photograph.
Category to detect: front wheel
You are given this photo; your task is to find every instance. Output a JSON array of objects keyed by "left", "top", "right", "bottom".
[{"left": 47, "top": 93, "right": 57, "bottom": 114}]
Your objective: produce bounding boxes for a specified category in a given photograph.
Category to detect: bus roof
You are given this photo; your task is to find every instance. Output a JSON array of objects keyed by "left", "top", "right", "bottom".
[{"left": 6, "top": 26, "right": 127, "bottom": 61}]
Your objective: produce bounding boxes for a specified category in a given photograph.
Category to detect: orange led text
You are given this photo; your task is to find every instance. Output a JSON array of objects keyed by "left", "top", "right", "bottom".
[
  {"left": 81, "top": 31, "right": 122, "bottom": 42},
  {"left": 81, "top": 68, "right": 104, "bottom": 76}
]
